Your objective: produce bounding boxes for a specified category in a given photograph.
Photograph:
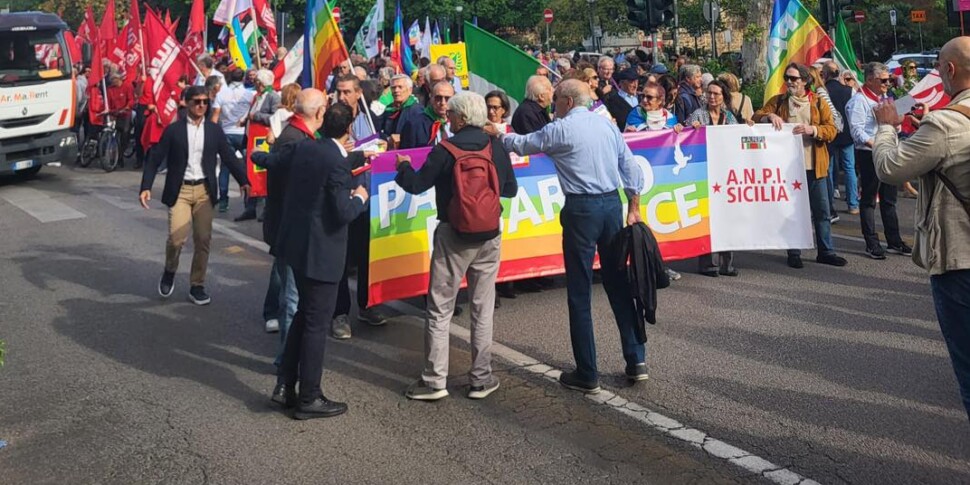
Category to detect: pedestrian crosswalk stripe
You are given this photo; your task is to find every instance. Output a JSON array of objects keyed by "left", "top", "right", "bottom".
[{"left": 0, "top": 186, "right": 85, "bottom": 223}]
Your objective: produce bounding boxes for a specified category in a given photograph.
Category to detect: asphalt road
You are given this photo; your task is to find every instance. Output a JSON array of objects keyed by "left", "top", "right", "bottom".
[{"left": 0, "top": 165, "right": 967, "bottom": 484}]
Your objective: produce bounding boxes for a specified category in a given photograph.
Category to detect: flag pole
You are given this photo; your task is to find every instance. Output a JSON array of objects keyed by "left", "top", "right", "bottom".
[{"left": 251, "top": 5, "right": 263, "bottom": 69}]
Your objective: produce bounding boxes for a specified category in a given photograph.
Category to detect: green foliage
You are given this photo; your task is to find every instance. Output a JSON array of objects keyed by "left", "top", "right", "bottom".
[
  {"left": 741, "top": 78, "right": 766, "bottom": 111},
  {"left": 677, "top": 0, "right": 725, "bottom": 38},
  {"left": 543, "top": 0, "right": 633, "bottom": 50}
]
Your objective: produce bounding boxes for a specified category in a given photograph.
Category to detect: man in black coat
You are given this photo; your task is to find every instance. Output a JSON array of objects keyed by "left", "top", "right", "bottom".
[
  {"left": 511, "top": 75, "right": 553, "bottom": 135},
  {"left": 379, "top": 74, "right": 423, "bottom": 146},
  {"left": 399, "top": 81, "right": 455, "bottom": 149},
  {"left": 274, "top": 100, "right": 369, "bottom": 420},
  {"left": 822, "top": 60, "right": 859, "bottom": 216},
  {"left": 139, "top": 85, "right": 251, "bottom": 306},
  {"left": 603, "top": 67, "right": 640, "bottom": 131},
  {"left": 251, "top": 88, "right": 327, "bottom": 398}
]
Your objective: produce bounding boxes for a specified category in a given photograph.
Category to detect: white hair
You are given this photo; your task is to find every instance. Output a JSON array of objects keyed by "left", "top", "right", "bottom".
[
  {"left": 597, "top": 56, "right": 615, "bottom": 69},
  {"left": 448, "top": 91, "right": 488, "bottom": 128},
  {"left": 390, "top": 74, "right": 413, "bottom": 88},
  {"left": 524, "top": 75, "right": 552, "bottom": 101},
  {"left": 864, "top": 62, "right": 889, "bottom": 81},
  {"left": 557, "top": 58, "right": 571, "bottom": 70},
  {"left": 426, "top": 64, "right": 446, "bottom": 83},
  {"left": 256, "top": 69, "right": 275, "bottom": 88},
  {"left": 556, "top": 79, "right": 592, "bottom": 108}
]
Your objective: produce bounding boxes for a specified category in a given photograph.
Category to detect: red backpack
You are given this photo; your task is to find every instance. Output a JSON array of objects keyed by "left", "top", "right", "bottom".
[{"left": 439, "top": 140, "right": 502, "bottom": 237}]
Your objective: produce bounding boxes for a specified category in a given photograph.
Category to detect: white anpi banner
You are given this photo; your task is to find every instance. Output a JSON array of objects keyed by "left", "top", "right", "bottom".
[{"left": 707, "top": 124, "right": 814, "bottom": 252}]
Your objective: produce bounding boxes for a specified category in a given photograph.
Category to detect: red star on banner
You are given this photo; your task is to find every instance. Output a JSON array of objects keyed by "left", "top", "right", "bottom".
[
  {"left": 712, "top": 183, "right": 722, "bottom": 193},
  {"left": 792, "top": 180, "right": 803, "bottom": 191}
]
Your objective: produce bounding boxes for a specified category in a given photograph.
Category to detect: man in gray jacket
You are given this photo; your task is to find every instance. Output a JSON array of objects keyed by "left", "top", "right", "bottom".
[{"left": 873, "top": 37, "right": 970, "bottom": 421}]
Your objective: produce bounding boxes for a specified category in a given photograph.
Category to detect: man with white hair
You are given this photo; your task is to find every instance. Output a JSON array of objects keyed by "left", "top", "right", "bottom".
[
  {"left": 235, "top": 69, "right": 280, "bottom": 222},
  {"left": 417, "top": 64, "right": 447, "bottom": 106},
  {"left": 511, "top": 75, "right": 553, "bottom": 134},
  {"left": 379, "top": 74, "right": 423, "bottom": 146},
  {"left": 395, "top": 92, "right": 518, "bottom": 401},
  {"left": 437, "top": 55, "right": 463, "bottom": 93},
  {"left": 597, "top": 56, "right": 618, "bottom": 95},
  {"left": 194, "top": 54, "right": 225, "bottom": 86},
  {"left": 489, "top": 79, "right": 648, "bottom": 394},
  {"left": 847, "top": 62, "right": 911, "bottom": 260}
]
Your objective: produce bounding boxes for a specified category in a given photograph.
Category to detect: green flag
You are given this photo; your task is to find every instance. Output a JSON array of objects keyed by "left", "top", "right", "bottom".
[
  {"left": 464, "top": 22, "right": 542, "bottom": 110},
  {"left": 833, "top": 16, "right": 863, "bottom": 81}
]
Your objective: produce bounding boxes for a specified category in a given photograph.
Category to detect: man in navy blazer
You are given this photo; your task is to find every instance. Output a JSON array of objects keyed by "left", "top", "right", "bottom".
[
  {"left": 139, "top": 85, "right": 251, "bottom": 306},
  {"left": 274, "top": 97, "right": 369, "bottom": 420}
]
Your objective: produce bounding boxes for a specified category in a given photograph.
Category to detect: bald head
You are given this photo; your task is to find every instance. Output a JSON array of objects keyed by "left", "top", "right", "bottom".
[
  {"left": 295, "top": 88, "right": 327, "bottom": 131},
  {"left": 938, "top": 37, "right": 970, "bottom": 96}
]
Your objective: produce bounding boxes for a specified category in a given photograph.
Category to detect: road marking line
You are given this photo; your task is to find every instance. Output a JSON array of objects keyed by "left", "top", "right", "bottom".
[
  {"left": 382, "top": 299, "right": 822, "bottom": 485},
  {"left": 206, "top": 218, "right": 823, "bottom": 485},
  {"left": 0, "top": 186, "right": 85, "bottom": 223}
]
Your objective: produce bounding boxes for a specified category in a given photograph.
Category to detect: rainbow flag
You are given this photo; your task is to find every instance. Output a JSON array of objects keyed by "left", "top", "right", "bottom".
[
  {"left": 390, "top": 0, "right": 415, "bottom": 75},
  {"left": 765, "top": 0, "right": 833, "bottom": 99},
  {"left": 365, "top": 130, "right": 711, "bottom": 306},
  {"left": 302, "top": 0, "right": 349, "bottom": 90}
]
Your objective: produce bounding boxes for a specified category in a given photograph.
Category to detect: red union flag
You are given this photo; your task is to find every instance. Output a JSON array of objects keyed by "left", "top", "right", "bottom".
[
  {"left": 909, "top": 69, "right": 950, "bottom": 110},
  {"left": 77, "top": 6, "right": 98, "bottom": 45},
  {"left": 143, "top": 9, "right": 189, "bottom": 126},
  {"left": 183, "top": 0, "right": 206, "bottom": 62},
  {"left": 253, "top": 0, "right": 278, "bottom": 52}
]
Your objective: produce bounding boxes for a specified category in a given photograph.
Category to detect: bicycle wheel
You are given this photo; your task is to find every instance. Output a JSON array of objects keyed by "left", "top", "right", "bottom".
[
  {"left": 78, "top": 138, "right": 98, "bottom": 167},
  {"left": 100, "top": 131, "right": 119, "bottom": 172}
]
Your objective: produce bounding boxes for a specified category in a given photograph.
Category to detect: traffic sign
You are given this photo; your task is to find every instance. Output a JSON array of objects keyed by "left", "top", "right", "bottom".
[
  {"left": 889, "top": 9, "right": 897, "bottom": 26},
  {"left": 543, "top": 8, "right": 553, "bottom": 23},
  {"left": 911, "top": 10, "right": 926, "bottom": 23},
  {"left": 853, "top": 10, "right": 865, "bottom": 22},
  {"left": 333, "top": 6, "right": 341, "bottom": 23},
  {"left": 702, "top": 0, "right": 720, "bottom": 23}
]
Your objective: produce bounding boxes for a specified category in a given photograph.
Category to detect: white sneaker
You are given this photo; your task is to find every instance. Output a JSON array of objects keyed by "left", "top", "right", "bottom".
[{"left": 265, "top": 319, "right": 280, "bottom": 333}]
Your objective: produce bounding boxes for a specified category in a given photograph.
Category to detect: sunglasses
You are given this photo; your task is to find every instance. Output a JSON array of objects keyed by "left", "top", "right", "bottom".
[
  {"left": 433, "top": 95, "right": 451, "bottom": 103},
  {"left": 784, "top": 75, "right": 802, "bottom": 82},
  {"left": 878, "top": 78, "right": 892, "bottom": 84},
  {"left": 641, "top": 94, "right": 658, "bottom": 101},
  {"left": 189, "top": 98, "right": 210, "bottom": 106},
  {"left": 591, "top": 76, "right": 599, "bottom": 80}
]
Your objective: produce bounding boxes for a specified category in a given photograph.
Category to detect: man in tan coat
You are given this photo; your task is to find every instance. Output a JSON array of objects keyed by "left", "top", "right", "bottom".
[
  {"left": 873, "top": 37, "right": 970, "bottom": 421},
  {"left": 754, "top": 62, "right": 848, "bottom": 269}
]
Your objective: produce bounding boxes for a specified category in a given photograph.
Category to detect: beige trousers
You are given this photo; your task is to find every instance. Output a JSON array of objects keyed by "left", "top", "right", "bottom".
[{"left": 165, "top": 183, "right": 214, "bottom": 287}]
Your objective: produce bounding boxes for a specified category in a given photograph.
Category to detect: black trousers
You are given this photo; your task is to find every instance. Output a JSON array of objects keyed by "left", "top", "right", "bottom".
[
  {"left": 281, "top": 270, "right": 339, "bottom": 402},
  {"left": 334, "top": 212, "right": 370, "bottom": 316},
  {"left": 856, "top": 149, "right": 903, "bottom": 249}
]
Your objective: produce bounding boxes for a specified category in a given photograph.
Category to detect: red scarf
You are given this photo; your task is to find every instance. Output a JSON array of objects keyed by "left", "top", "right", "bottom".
[
  {"left": 861, "top": 85, "right": 883, "bottom": 103},
  {"left": 288, "top": 116, "right": 318, "bottom": 139}
]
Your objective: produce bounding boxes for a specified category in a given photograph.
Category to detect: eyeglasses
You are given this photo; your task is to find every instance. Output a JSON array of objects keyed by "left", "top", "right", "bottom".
[
  {"left": 878, "top": 78, "right": 892, "bottom": 84},
  {"left": 433, "top": 95, "right": 451, "bottom": 103},
  {"left": 189, "top": 98, "right": 210, "bottom": 106},
  {"left": 784, "top": 75, "right": 802, "bottom": 82},
  {"left": 487, "top": 105, "right": 504, "bottom": 111},
  {"left": 641, "top": 94, "right": 658, "bottom": 101}
]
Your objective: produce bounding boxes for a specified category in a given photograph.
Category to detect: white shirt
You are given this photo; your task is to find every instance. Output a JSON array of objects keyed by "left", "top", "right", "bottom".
[
  {"left": 195, "top": 69, "right": 225, "bottom": 87},
  {"left": 846, "top": 89, "right": 887, "bottom": 151},
  {"left": 450, "top": 77, "right": 463, "bottom": 93},
  {"left": 216, "top": 82, "right": 255, "bottom": 136},
  {"left": 185, "top": 118, "right": 206, "bottom": 181}
]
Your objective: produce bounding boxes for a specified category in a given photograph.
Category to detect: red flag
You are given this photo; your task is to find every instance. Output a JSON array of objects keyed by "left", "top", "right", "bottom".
[
  {"left": 126, "top": 0, "right": 144, "bottom": 79},
  {"left": 170, "top": 17, "right": 181, "bottom": 36},
  {"left": 252, "top": 0, "right": 278, "bottom": 52},
  {"left": 183, "top": 0, "right": 205, "bottom": 62},
  {"left": 107, "top": 23, "right": 127, "bottom": 66},
  {"left": 164, "top": 10, "right": 173, "bottom": 31},
  {"left": 142, "top": 8, "right": 192, "bottom": 128},
  {"left": 77, "top": 6, "right": 98, "bottom": 45},
  {"left": 99, "top": 0, "right": 117, "bottom": 42},
  {"left": 64, "top": 31, "right": 82, "bottom": 65}
]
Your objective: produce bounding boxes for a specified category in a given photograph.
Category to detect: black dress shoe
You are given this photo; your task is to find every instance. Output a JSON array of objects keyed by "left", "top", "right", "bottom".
[
  {"left": 234, "top": 209, "right": 257, "bottom": 222},
  {"left": 699, "top": 269, "right": 719, "bottom": 277},
  {"left": 787, "top": 254, "right": 804, "bottom": 269},
  {"left": 816, "top": 253, "right": 848, "bottom": 266},
  {"left": 271, "top": 384, "right": 297, "bottom": 408},
  {"left": 718, "top": 268, "right": 740, "bottom": 277},
  {"left": 294, "top": 397, "right": 348, "bottom": 420}
]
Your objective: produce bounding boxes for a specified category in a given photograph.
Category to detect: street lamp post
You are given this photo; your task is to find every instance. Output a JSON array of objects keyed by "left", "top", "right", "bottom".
[
  {"left": 455, "top": 5, "right": 464, "bottom": 42},
  {"left": 586, "top": 0, "right": 597, "bottom": 52}
]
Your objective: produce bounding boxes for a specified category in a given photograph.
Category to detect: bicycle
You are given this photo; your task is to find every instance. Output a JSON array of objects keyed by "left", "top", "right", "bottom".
[{"left": 97, "top": 113, "right": 120, "bottom": 173}]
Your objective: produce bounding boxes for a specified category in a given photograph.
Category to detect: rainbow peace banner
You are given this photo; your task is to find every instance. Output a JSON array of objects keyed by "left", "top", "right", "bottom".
[{"left": 367, "top": 126, "right": 813, "bottom": 305}]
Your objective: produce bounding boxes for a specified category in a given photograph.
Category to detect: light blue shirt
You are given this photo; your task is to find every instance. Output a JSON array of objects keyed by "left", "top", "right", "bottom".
[
  {"left": 619, "top": 90, "right": 638, "bottom": 108},
  {"left": 846, "top": 91, "right": 885, "bottom": 151},
  {"left": 502, "top": 106, "right": 644, "bottom": 196}
]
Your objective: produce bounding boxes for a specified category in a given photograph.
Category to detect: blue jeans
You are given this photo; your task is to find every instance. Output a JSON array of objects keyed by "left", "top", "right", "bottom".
[
  {"left": 788, "top": 172, "right": 835, "bottom": 258},
  {"left": 561, "top": 192, "right": 645, "bottom": 382},
  {"left": 269, "top": 258, "right": 299, "bottom": 373},
  {"left": 221, "top": 133, "right": 246, "bottom": 203},
  {"left": 930, "top": 269, "right": 970, "bottom": 421},
  {"left": 828, "top": 143, "right": 858, "bottom": 210}
]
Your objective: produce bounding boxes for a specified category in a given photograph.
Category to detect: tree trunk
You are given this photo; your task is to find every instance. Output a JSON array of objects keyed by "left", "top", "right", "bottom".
[{"left": 740, "top": 0, "right": 773, "bottom": 83}]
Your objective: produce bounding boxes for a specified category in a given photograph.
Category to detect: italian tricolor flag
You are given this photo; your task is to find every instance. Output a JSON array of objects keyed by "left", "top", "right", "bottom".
[{"left": 465, "top": 22, "right": 542, "bottom": 113}]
